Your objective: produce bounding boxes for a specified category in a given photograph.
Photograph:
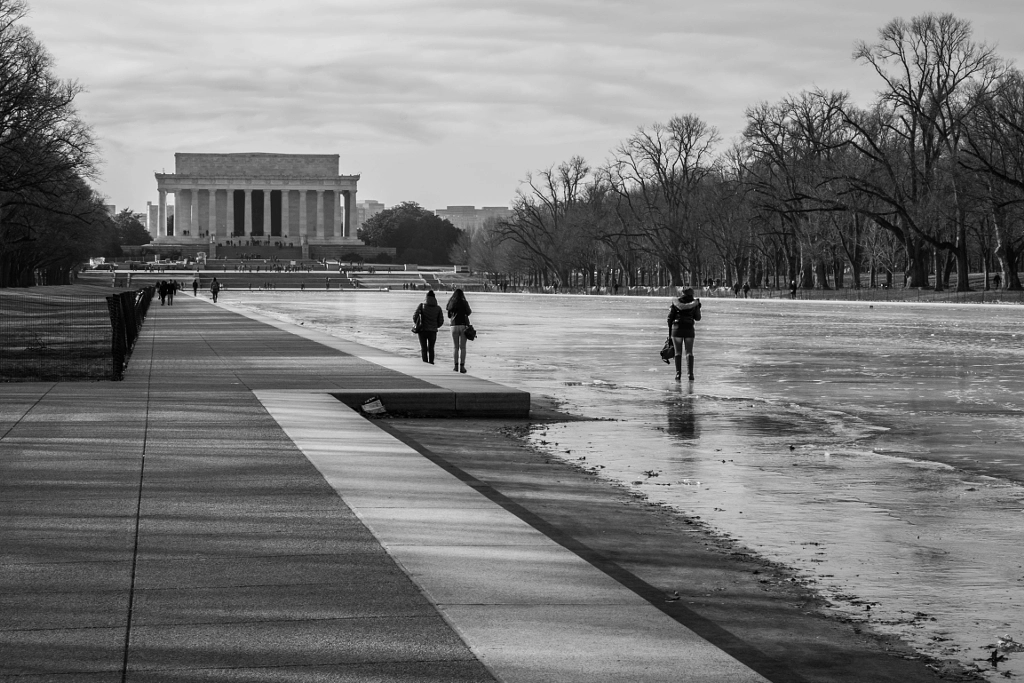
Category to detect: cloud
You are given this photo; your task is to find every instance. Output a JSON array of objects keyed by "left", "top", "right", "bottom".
[{"left": 23, "top": 0, "right": 1024, "bottom": 211}]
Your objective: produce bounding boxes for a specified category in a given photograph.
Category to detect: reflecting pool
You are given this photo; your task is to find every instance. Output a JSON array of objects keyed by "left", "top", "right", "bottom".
[{"left": 231, "top": 290, "right": 1024, "bottom": 679}]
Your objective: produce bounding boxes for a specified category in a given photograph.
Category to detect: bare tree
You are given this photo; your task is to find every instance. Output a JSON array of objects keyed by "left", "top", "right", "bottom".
[
  {"left": 836, "top": 13, "right": 1005, "bottom": 289},
  {"left": 0, "top": 0, "right": 99, "bottom": 286},
  {"left": 607, "top": 114, "right": 720, "bottom": 286},
  {"left": 742, "top": 90, "right": 856, "bottom": 287},
  {"left": 499, "top": 156, "right": 599, "bottom": 288},
  {"left": 961, "top": 69, "right": 1024, "bottom": 289}
]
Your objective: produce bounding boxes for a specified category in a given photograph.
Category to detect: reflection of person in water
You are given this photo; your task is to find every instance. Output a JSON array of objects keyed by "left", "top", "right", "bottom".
[{"left": 665, "top": 398, "right": 700, "bottom": 441}]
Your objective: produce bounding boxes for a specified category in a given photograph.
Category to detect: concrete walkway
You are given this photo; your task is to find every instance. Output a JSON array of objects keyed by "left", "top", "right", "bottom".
[{"left": 0, "top": 295, "right": 769, "bottom": 682}]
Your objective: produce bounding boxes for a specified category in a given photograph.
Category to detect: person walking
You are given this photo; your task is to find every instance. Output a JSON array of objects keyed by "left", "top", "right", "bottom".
[
  {"left": 413, "top": 290, "right": 445, "bottom": 364},
  {"left": 446, "top": 288, "right": 472, "bottom": 373},
  {"left": 192, "top": 277, "right": 199, "bottom": 296},
  {"left": 667, "top": 287, "right": 702, "bottom": 381},
  {"left": 158, "top": 280, "right": 168, "bottom": 306},
  {"left": 210, "top": 277, "right": 221, "bottom": 303}
]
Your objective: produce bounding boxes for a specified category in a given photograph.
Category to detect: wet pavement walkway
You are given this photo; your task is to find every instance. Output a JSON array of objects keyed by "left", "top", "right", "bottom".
[{"left": 1, "top": 294, "right": 770, "bottom": 681}]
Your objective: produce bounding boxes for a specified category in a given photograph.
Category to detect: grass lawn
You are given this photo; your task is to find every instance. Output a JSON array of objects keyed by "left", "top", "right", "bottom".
[{"left": 0, "top": 285, "right": 117, "bottom": 382}]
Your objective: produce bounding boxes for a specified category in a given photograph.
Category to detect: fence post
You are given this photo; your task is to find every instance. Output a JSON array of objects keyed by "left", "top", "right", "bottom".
[
  {"left": 120, "top": 293, "right": 137, "bottom": 351},
  {"left": 106, "top": 295, "right": 127, "bottom": 380}
]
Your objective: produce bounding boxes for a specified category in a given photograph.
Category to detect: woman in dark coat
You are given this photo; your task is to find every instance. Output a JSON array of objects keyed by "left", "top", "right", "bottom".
[
  {"left": 446, "top": 288, "right": 472, "bottom": 373},
  {"left": 667, "top": 287, "right": 702, "bottom": 381},
  {"left": 413, "top": 290, "right": 445, "bottom": 364}
]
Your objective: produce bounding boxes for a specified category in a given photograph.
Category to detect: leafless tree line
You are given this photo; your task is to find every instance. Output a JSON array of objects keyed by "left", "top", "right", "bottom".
[
  {"left": 0, "top": 0, "right": 110, "bottom": 287},
  {"left": 464, "top": 14, "right": 1024, "bottom": 292}
]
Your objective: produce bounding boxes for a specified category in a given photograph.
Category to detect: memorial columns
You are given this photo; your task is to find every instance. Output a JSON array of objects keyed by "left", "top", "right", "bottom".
[
  {"left": 226, "top": 187, "right": 234, "bottom": 238},
  {"left": 281, "top": 190, "right": 290, "bottom": 239},
  {"left": 298, "top": 190, "right": 308, "bottom": 239},
  {"left": 158, "top": 189, "right": 167, "bottom": 239},
  {"left": 263, "top": 189, "right": 271, "bottom": 240},
  {"left": 346, "top": 188, "right": 358, "bottom": 238},
  {"left": 315, "top": 190, "right": 324, "bottom": 238},
  {"left": 178, "top": 190, "right": 189, "bottom": 235},
  {"left": 332, "top": 190, "right": 342, "bottom": 238},
  {"left": 190, "top": 188, "right": 199, "bottom": 236},
  {"left": 243, "top": 189, "right": 252, "bottom": 240},
  {"left": 208, "top": 189, "right": 217, "bottom": 239}
]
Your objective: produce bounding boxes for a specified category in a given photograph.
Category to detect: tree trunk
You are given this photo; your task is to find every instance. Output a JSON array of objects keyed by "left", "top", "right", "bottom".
[
  {"left": 904, "top": 237, "right": 930, "bottom": 287},
  {"left": 997, "top": 242, "right": 1022, "bottom": 290},
  {"left": 943, "top": 250, "right": 958, "bottom": 291},
  {"left": 801, "top": 257, "right": 814, "bottom": 289},
  {"left": 666, "top": 262, "right": 684, "bottom": 287},
  {"left": 814, "top": 259, "right": 830, "bottom": 289}
]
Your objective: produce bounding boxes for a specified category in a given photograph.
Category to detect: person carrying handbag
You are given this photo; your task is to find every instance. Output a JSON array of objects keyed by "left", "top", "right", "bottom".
[
  {"left": 667, "top": 287, "right": 702, "bottom": 381},
  {"left": 413, "top": 290, "right": 445, "bottom": 364},
  {"left": 446, "top": 288, "right": 472, "bottom": 373}
]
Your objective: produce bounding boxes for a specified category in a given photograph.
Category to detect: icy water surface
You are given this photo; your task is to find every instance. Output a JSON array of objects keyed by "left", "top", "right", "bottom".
[{"left": 230, "top": 290, "right": 1024, "bottom": 679}]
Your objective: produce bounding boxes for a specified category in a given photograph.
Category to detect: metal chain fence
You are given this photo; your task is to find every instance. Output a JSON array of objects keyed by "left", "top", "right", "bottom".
[
  {"left": 106, "top": 286, "right": 155, "bottom": 381},
  {"left": 1, "top": 285, "right": 155, "bottom": 382}
]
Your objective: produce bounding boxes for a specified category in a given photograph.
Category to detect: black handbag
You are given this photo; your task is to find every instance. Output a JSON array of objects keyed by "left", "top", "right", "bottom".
[
  {"left": 660, "top": 337, "right": 674, "bottom": 363},
  {"left": 412, "top": 304, "right": 423, "bottom": 334},
  {"left": 465, "top": 324, "right": 477, "bottom": 341}
]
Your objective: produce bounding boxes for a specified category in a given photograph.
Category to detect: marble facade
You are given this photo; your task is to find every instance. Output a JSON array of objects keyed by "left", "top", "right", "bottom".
[{"left": 152, "top": 153, "right": 362, "bottom": 247}]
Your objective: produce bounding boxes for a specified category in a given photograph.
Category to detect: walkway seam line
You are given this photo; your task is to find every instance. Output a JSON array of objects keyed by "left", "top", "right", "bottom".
[
  {"left": 120, "top": 313, "right": 156, "bottom": 683},
  {"left": 0, "top": 383, "right": 57, "bottom": 441}
]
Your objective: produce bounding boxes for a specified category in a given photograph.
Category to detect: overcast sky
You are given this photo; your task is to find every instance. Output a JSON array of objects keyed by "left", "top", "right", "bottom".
[{"left": 25, "top": 0, "right": 1024, "bottom": 214}]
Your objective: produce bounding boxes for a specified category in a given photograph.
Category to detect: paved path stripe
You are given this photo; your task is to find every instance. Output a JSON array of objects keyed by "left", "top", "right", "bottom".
[{"left": 257, "top": 389, "right": 771, "bottom": 683}]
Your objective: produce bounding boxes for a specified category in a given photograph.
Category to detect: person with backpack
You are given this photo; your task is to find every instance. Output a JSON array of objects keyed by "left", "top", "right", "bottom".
[
  {"left": 412, "top": 290, "right": 444, "bottom": 364},
  {"left": 210, "top": 277, "right": 221, "bottom": 303},
  {"left": 667, "top": 287, "right": 702, "bottom": 381}
]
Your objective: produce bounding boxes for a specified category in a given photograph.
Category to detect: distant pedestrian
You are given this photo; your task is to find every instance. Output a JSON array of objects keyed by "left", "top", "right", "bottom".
[
  {"left": 993, "top": 273, "right": 1002, "bottom": 289},
  {"left": 789, "top": 280, "right": 797, "bottom": 299},
  {"left": 667, "top": 287, "right": 702, "bottom": 381},
  {"left": 446, "top": 288, "right": 472, "bottom": 373},
  {"left": 158, "top": 280, "right": 168, "bottom": 305},
  {"left": 210, "top": 277, "right": 221, "bottom": 303},
  {"left": 413, "top": 290, "right": 445, "bottom": 364},
  {"left": 167, "top": 280, "right": 177, "bottom": 305},
  {"left": 742, "top": 282, "right": 750, "bottom": 298},
  {"left": 192, "top": 277, "right": 199, "bottom": 296},
  {"left": 732, "top": 281, "right": 741, "bottom": 297}
]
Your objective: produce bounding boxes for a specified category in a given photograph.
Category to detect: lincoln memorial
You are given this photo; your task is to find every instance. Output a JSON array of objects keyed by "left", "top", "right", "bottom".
[{"left": 149, "top": 153, "right": 364, "bottom": 259}]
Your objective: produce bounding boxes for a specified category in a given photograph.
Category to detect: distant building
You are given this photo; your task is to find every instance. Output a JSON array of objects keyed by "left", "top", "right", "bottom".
[
  {"left": 151, "top": 152, "right": 362, "bottom": 246},
  {"left": 434, "top": 205, "right": 512, "bottom": 231},
  {"left": 357, "top": 199, "right": 385, "bottom": 225}
]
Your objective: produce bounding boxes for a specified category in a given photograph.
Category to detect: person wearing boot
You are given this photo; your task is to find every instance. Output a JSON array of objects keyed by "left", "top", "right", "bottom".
[
  {"left": 667, "top": 287, "right": 702, "bottom": 381},
  {"left": 446, "top": 288, "right": 472, "bottom": 373},
  {"left": 413, "top": 290, "right": 445, "bottom": 364}
]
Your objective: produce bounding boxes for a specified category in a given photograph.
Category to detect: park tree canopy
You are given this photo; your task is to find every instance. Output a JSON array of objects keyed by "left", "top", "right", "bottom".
[
  {"left": 357, "top": 202, "right": 462, "bottom": 265},
  {"left": 114, "top": 208, "right": 152, "bottom": 247},
  {"left": 0, "top": 0, "right": 103, "bottom": 287}
]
